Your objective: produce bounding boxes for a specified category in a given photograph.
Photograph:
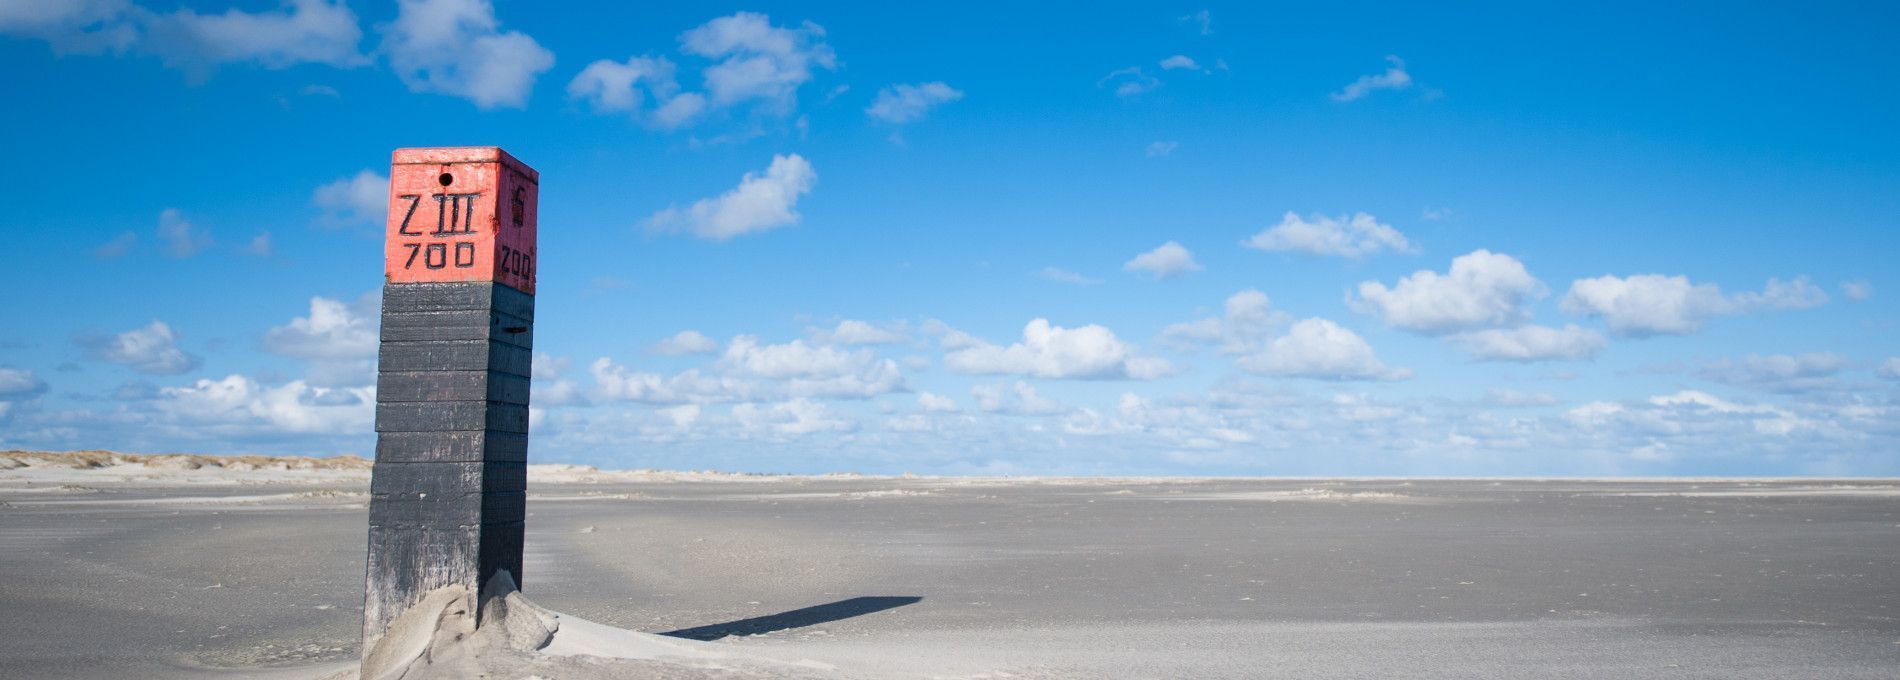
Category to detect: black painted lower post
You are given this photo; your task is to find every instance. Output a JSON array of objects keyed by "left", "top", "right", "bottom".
[{"left": 362, "top": 281, "right": 533, "bottom": 652}]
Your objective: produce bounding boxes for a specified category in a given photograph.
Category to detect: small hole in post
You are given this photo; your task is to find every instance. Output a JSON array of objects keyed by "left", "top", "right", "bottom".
[{"left": 438, "top": 173, "right": 454, "bottom": 187}]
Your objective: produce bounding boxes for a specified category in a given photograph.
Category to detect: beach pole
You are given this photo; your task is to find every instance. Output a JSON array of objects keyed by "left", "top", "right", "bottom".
[{"left": 362, "top": 147, "right": 538, "bottom": 655}]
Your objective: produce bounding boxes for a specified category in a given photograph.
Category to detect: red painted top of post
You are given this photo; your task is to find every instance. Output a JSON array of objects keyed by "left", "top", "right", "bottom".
[{"left": 383, "top": 147, "right": 538, "bottom": 294}]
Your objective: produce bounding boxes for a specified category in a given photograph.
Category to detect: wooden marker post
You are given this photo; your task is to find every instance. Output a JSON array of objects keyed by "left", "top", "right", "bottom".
[{"left": 363, "top": 147, "right": 538, "bottom": 653}]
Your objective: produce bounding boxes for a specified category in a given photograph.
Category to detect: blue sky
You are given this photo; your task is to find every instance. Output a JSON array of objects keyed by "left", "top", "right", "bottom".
[{"left": 2, "top": 1, "right": 1896, "bottom": 475}]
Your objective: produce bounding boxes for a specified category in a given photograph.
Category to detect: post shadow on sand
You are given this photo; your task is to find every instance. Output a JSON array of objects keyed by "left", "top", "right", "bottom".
[{"left": 659, "top": 596, "right": 923, "bottom": 641}]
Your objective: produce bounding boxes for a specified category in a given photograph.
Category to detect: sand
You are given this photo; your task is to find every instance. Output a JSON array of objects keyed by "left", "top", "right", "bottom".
[{"left": 2, "top": 450, "right": 1898, "bottom": 678}]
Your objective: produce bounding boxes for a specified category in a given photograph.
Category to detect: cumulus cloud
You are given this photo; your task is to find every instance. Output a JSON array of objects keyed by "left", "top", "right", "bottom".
[
  {"left": 1697, "top": 353, "right": 1846, "bottom": 393},
  {"left": 0, "top": 0, "right": 139, "bottom": 53},
  {"left": 260, "top": 295, "right": 376, "bottom": 386},
  {"left": 866, "top": 81, "right": 962, "bottom": 124},
  {"left": 156, "top": 374, "right": 372, "bottom": 433},
  {"left": 77, "top": 320, "right": 201, "bottom": 375},
  {"left": 1453, "top": 324, "right": 1606, "bottom": 362},
  {"left": 0, "top": 368, "right": 48, "bottom": 401},
  {"left": 1332, "top": 55, "right": 1412, "bottom": 102},
  {"left": 946, "top": 319, "right": 1172, "bottom": 380},
  {"left": 1879, "top": 358, "right": 1900, "bottom": 380},
  {"left": 646, "top": 154, "right": 816, "bottom": 240},
  {"left": 972, "top": 381, "right": 1066, "bottom": 415},
  {"left": 94, "top": 231, "right": 137, "bottom": 259},
  {"left": 681, "top": 12, "right": 835, "bottom": 110},
  {"left": 156, "top": 208, "right": 210, "bottom": 257},
  {"left": 263, "top": 296, "right": 377, "bottom": 361},
  {"left": 732, "top": 398, "right": 852, "bottom": 436},
  {"left": 649, "top": 330, "right": 719, "bottom": 356},
  {"left": 381, "top": 0, "right": 554, "bottom": 109},
  {"left": 567, "top": 12, "right": 832, "bottom": 129},
  {"left": 1567, "top": 389, "right": 1817, "bottom": 439},
  {"left": 811, "top": 320, "right": 906, "bottom": 346},
  {"left": 1840, "top": 279, "right": 1873, "bottom": 301},
  {"left": 1123, "top": 241, "right": 1202, "bottom": 280},
  {"left": 917, "top": 391, "right": 960, "bottom": 413},
  {"left": 3, "top": 0, "right": 363, "bottom": 73},
  {"left": 1243, "top": 211, "right": 1413, "bottom": 258},
  {"left": 1034, "top": 267, "right": 1103, "bottom": 285},
  {"left": 1159, "top": 289, "right": 1287, "bottom": 354},
  {"left": 1098, "top": 66, "right": 1160, "bottom": 98},
  {"left": 594, "top": 333, "right": 902, "bottom": 403},
  {"left": 1159, "top": 55, "right": 1199, "bottom": 71},
  {"left": 531, "top": 352, "right": 583, "bottom": 406},
  {"left": 1354, "top": 250, "right": 1544, "bottom": 334},
  {"left": 567, "top": 55, "right": 678, "bottom": 114},
  {"left": 145, "top": 0, "right": 363, "bottom": 74},
  {"left": 1484, "top": 388, "right": 1559, "bottom": 407},
  {"left": 312, "top": 170, "right": 388, "bottom": 227},
  {"left": 1561, "top": 274, "right": 1828, "bottom": 337},
  {"left": 1236, "top": 318, "right": 1411, "bottom": 381}
]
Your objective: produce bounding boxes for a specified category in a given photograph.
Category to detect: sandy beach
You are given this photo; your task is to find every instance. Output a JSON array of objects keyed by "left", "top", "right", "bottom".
[{"left": 2, "top": 451, "right": 1897, "bottom": 678}]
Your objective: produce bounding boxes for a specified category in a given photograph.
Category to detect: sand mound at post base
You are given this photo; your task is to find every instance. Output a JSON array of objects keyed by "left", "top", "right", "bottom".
[{"left": 349, "top": 572, "right": 834, "bottom": 680}]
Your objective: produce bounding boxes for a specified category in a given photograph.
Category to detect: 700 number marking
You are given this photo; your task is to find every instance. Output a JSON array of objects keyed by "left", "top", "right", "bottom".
[{"left": 402, "top": 242, "right": 477, "bottom": 270}]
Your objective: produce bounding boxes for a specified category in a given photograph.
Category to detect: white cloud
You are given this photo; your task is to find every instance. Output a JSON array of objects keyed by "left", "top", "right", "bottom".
[
  {"left": 1697, "top": 353, "right": 1846, "bottom": 393},
  {"left": 680, "top": 12, "right": 835, "bottom": 110},
  {"left": 732, "top": 398, "right": 852, "bottom": 436},
  {"left": 532, "top": 352, "right": 583, "bottom": 406},
  {"left": 1159, "top": 55, "right": 1199, "bottom": 71},
  {"left": 146, "top": 0, "right": 363, "bottom": 73},
  {"left": 917, "top": 392, "right": 960, "bottom": 413},
  {"left": 0, "top": 368, "right": 48, "bottom": 401},
  {"left": 1565, "top": 389, "right": 1824, "bottom": 440},
  {"left": 1731, "top": 276, "right": 1830, "bottom": 311},
  {"left": 1123, "top": 241, "right": 1202, "bottom": 280},
  {"left": 1243, "top": 211, "right": 1413, "bottom": 258},
  {"left": 157, "top": 208, "right": 210, "bottom": 257},
  {"left": 946, "top": 319, "right": 1172, "bottom": 380},
  {"left": 0, "top": 0, "right": 139, "bottom": 54},
  {"left": 95, "top": 231, "right": 136, "bottom": 259},
  {"left": 1159, "top": 289, "right": 1287, "bottom": 354},
  {"left": 866, "top": 81, "right": 963, "bottom": 124},
  {"left": 1878, "top": 358, "right": 1900, "bottom": 380},
  {"left": 1145, "top": 141, "right": 1178, "bottom": 157},
  {"left": 312, "top": 170, "right": 387, "bottom": 227},
  {"left": 245, "top": 231, "right": 272, "bottom": 257},
  {"left": 567, "top": 55, "right": 677, "bottom": 113},
  {"left": 972, "top": 381, "right": 1066, "bottom": 415},
  {"left": 81, "top": 320, "right": 201, "bottom": 375},
  {"left": 264, "top": 296, "right": 377, "bottom": 361},
  {"left": 590, "top": 361, "right": 757, "bottom": 404},
  {"left": 1099, "top": 66, "right": 1160, "bottom": 98},
  {"left": 920, "top": 319, "right": 982, "bottom": 351},
  {"left": 646, "top": 154, "right": 817, "bottom": 240},
  {"left": 1561, "top": 274, "right": 1828, "bottom": 337},
  {"left": 157, "top": 374, "right": 372, "bottom": 434},
  {"left": 1332, "top": 55, "right": 1412, "bottom": 102},
  {"left": 1484, "top": 388, "right": 1559, "bottom": 407},
  {"left": 380, "top": 0, "right": 554, "bottom": 109},
  {"left": 1354, "top": 250, "right": 1544, "bottom": 334},
  {"left": 812, "top": 320, "right": 906, "bottom": 346},
  {"left": 1453, "top": 324, "right": 1607, "bottom": 362},
  {"left": 262, "top": 296, "right": 376, "bottom": 388},
  {"left": 594, "top": 332, "right": 902, "bottom": 404},
  {"left": 1841, "top": 279, "right": 1873, "bottom": 301},
  {"left": 649, "top": 330, "right": 719, "bottom": 356},
  {"left": 1034, "top": 267, "right": 1103, "bottom": 285},
  {"left": 1237, "top": 318, "right": 1411, "bottom": 381},
  {"left": 568, "top": 12, "right": 832, "bottom": 129}
]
